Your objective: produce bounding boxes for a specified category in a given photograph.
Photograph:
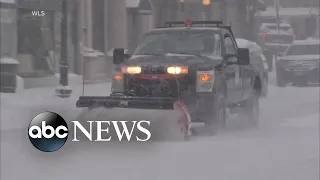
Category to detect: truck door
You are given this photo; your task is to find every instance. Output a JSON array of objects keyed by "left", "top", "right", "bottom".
[{"left": 223, "top": 35, "right": 243, "bottom": 104}]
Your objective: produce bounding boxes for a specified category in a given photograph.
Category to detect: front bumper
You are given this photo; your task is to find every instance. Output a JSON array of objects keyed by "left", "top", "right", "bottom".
[
  {"left": 76, "top": 96, "right": 177, "bottom": 110},
  {"left": 107, "top": 71, "right": 217, "bottom": 121}
]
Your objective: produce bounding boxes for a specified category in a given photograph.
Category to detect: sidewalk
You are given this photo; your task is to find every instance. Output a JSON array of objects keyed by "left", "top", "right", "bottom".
[{"left": 0, "top": 82, "right": 112, "bottom": 131}]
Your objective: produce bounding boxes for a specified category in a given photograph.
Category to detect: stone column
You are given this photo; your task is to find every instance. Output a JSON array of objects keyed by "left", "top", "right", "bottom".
[
  {"left": 76, "top": 0, "right": 85, "bottom": 74},
  {"left": 135, "top": 14, "right": 152, "bottom": 43},
  {"left": 150, "top": 0, "right": 164, "bottom": 27},
  {"left": 168, "top": 0, "right": 178, "bottom": 21},
  {"left": 219, "top": 1, "right": 227, "bottom": 23},
  {"left": 229, "top": 1, "right": 247, "bottom": 38},
  {"left": 80, "top": 0, "right": 87, "bottom": 46},
  {"left": 73, "top": 0, "right": 83, "bottom": 74},
  {"left": 127, "top": 13, "right": 135, "bottom": 52},
  {"left": 316, "top": 14, "right": 320, "bottom": 37},
  {"left": 86, "top": 0, "right": 93, "bottom": 48},
  {"left": 151, "top": 0, "right": 176, "bottom": 27},
  {"left": 107, "top": 0, "right": 128, "bottom": 49},
  {"left": 211, "top": 1, "right": 220, "bottom": 21},
  {"left": 104, "top": 0, "right": 109, "bottom": 52}
]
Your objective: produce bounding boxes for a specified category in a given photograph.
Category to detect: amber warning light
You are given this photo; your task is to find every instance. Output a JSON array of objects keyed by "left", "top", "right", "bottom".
[
  {"left": 113, "top": 74, "right": 122, "bottom": 80},
  {"left": 200, "top": 74, "right": 211, "bottom": 81}
]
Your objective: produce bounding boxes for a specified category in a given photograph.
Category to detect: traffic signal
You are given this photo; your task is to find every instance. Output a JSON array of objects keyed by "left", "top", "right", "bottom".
[{"left": 202, "top": 0, "right": 210, "bottom": 5}]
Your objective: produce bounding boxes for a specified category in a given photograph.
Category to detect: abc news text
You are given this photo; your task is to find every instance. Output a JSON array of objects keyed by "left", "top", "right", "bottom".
[{"left": 29, "top": 120, "right": 152, "bottom": 142}]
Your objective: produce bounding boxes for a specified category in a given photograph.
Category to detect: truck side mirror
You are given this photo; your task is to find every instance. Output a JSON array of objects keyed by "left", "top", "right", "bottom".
[
  {"left": 238, "top": 48, "right": 250, "bottom": 65},
  {"left": 113, "top": 48, "right": 125, "bottom": 65}
]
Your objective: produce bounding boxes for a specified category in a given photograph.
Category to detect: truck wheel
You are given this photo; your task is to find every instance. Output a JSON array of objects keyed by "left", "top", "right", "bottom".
[
  {"left": 204, "top": 93, "right": 226, "bottom": 136},
  {"left": 243, "top": 91, "right": 260, "bottom": 127},
  {"left": 276, "top": 70, "right": 286, "bottom": 87}
]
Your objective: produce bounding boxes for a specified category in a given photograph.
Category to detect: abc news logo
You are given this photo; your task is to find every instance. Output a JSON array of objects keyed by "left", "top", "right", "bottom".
[{"left": 28, "top": 112, "right": 151, "bottom": 152}]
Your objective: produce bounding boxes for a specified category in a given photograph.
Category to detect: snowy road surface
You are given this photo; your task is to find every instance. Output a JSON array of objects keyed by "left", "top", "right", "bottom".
[{"left": 0, "top": 76, "right": 319, "bottom": 180}]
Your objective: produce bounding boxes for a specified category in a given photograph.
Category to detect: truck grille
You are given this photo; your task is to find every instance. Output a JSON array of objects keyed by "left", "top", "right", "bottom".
[
  {"left": 141, "top": 65, "right": 166, "bottom": 74},
  {"left": 126, "top": 78, "right": 180, "bottom": 98}
]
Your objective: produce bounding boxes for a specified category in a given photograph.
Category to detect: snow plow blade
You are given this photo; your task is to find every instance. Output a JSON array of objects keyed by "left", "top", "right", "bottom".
[{"left": 76, "top": 96, "right": 177, "bottom": 110}]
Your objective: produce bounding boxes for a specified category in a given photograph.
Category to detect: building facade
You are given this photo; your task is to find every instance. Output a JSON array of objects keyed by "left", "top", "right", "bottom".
[
  {"left": 0, "top": 0, "right": 82, "bottom": 89},
  {"left": 0, "top": 0, "right": 17, "bottom": 60},
  {"left": 3, "top": 0, "right": 66, "bottom": 78},
  {"left": 151, "top": 0, "right": 266, "bottom": 39},
  {"left": 0, "top": 0, "right": 153, "bottom": 89},
  {"left": 262, "top": 0, "right": 319, "bottom": 7},
  {"left": 76, "top": 0, "right": 153, "bottom": 74}
]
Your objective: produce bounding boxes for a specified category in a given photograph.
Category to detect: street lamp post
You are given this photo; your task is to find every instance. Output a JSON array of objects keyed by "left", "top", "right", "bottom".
[{"left": 56, "top": 0, "right": 72, "bottom": 98}]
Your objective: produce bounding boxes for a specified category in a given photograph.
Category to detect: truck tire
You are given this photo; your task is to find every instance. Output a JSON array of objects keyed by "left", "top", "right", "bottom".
[
  {"left": 204, "top": 93, "right": 226, "bottom": 136},
  {"left": 243, "top": 91, "right": 260, "bottom": 127}
]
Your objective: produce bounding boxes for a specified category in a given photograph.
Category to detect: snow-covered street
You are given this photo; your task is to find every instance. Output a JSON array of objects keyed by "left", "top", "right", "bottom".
[{"left": 0, "top": 75, "right": 319, "bottom": 180}]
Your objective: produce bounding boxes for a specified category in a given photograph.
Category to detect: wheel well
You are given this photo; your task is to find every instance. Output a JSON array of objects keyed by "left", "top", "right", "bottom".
[{"left": 253, "top": 76, "right": 262, "bottom": 97}]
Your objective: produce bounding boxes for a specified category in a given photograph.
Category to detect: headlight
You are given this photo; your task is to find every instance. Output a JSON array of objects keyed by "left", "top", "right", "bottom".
[
  {"left": 121, "top": 66, "right": 141, "bottom": 74},
  {"left": 196, "top": 70, "right": 215, "bottom": 92},
  {"left": 167, "top": 66, "right": 188, "bottom": 74}
]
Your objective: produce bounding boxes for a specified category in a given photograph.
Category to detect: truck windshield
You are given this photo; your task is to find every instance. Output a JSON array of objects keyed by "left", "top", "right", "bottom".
[
  {"left": 285, "top": 44, "right": 320, "bottom": 56},
  {"left": 132, "top": 31, "right": 221, "bottom": 57}
]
